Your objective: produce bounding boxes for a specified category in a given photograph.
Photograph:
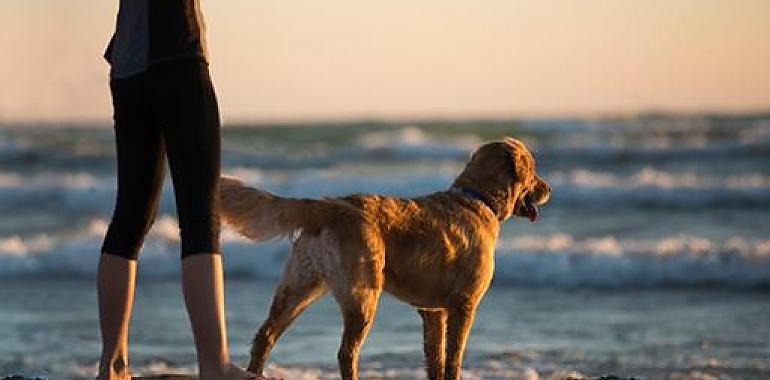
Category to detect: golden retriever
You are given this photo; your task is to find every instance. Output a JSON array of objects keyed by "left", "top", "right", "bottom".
[{"left": 219, "top": 137, "right": 551, "bottom": 380}]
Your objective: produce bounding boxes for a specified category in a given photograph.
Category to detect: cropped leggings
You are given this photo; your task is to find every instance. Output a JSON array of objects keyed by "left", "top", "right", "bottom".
[{"left": 101, "top": 59, "right": 221, "bottom": 260}]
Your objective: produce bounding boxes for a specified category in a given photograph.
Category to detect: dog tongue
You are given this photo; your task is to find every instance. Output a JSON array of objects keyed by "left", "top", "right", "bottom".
[{"left": 525, "top": 201, "right": 539, "bottom": 222}]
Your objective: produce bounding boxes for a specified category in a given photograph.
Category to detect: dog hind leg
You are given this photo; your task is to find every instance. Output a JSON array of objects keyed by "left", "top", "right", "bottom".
[
  {"left": 332, "top": 286, "right": 381, "bottom": 380},
  {"left": 247, "top": 254, "right": 325, "bottom": 374},
  {"left": 329, "top": 253, "right": 383, "bottom": 379},
  {"left": 419, "top": 309, "right": 447, "bottom": 380}
]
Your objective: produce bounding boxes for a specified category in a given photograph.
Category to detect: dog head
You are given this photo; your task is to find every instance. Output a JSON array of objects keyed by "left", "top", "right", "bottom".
[{"left": 452, "top": 137, "right": 550, "bottom": 221}]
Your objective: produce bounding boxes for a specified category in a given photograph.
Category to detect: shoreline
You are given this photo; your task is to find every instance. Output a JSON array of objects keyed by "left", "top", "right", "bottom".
[{"left": 3, "top": 375, "right": 640, "bottom": 380}]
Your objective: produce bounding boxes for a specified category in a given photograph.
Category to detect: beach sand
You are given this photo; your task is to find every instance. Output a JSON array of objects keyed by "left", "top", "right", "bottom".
[{"left": 2, "top": 375, "right": 639, "bottom": 380}]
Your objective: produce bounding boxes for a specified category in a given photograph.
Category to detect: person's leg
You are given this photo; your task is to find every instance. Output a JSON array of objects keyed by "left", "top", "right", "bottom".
[
  {"left": 98, "top": 75, "right": 166, "bottom": 380},
  {"left": 182, "top": 254, "right": 260, "bottom": 380},
  {"left": 154, "top": 60, "right": 274, "bottom": 380},
  {"left": 97, "top": 255, "right": 137, "bottom": 380}
]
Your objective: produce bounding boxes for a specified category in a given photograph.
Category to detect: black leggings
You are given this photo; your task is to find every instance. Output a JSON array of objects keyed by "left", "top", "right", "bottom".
[{"left": 101, "top": 59, "right": 221, "bottom": 260}]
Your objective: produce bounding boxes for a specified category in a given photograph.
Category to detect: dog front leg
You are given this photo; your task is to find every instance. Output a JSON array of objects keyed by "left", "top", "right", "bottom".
[
  {"left": 444, "top": 303, "right": 477, "bottom": 380},
  {"left": 419, "top": 309, "right": 447, "bottom": 380}
]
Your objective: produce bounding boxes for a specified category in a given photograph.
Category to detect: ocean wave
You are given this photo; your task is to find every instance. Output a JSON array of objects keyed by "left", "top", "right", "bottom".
[
  {"left": 221, "top": 127, "right": 770, "bottom": 170},
  {"left": 352, "top": 126, "right": 481, "bottom": 159},
  {"left": 0, "top": 171, "right": 109, "bottom": 189},
  {"left": 522, "top": 116, "right": 770, "bottom": 146},
  {"left": 539, "top": 168, "right": 770, "bottom": 210},
  {"left": 2, "top": 218, "right": 768, "bottom": 287},
  {"left": 548, "top": 168, "right": 770, "bottom": 190},
  {"left": 4, "top": 164, "right": 770, "bottom": 219},
  {"left": 495, "top": 234, "right": 770, "bottom": 287},
  {"left": 0, "top": 216, "right": 286, "bottom": 278},
  {"left": 2, "top": 121, "right": 769, "bottom": 174},
  {"left": 223, "top": 167, "right": 770, "bottom": 210},
  {"left": 0, "top": 166, "right": 462, "bottom": 215},
  {"left": 1, "top": 165, "right": 768, "bottom": 195},
  {"left": 552, "top": 185, "right": 770, "bottom": 209},
  {"left": 222, "top": 126, "right": 479, "bottom": 170},
  {"left": 536, "top": 139, "right": 770, "bottom": 169}
]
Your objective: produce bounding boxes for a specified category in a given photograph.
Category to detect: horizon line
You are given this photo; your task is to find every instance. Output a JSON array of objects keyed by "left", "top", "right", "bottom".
[{"left": 2, "top": 107, "right": 770, "bottom": 129}]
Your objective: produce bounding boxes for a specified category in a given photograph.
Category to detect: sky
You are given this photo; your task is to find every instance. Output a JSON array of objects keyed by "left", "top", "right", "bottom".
[{"left": 1, "top": 0, "right": 769, "bottom": 123}]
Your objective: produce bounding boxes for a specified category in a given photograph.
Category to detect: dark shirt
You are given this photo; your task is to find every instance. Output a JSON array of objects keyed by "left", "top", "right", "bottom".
[{"left": 105, "top": 0, "right": 209, "bottom": 78}]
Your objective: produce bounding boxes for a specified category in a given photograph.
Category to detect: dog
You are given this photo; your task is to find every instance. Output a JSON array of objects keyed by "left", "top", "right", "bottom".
[{"left": 219, "top": 137, "right": 551, "bottom": 380}]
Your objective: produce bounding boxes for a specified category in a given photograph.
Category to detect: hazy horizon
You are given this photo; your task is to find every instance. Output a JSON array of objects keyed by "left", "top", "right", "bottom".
[{"left": 2, "top": 0, "right": 769, "bottom": 124}]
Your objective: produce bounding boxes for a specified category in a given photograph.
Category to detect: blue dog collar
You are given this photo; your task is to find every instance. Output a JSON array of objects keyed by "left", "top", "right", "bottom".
[{"left": 450, "top": 186, "right": 500, "bottom": 219}]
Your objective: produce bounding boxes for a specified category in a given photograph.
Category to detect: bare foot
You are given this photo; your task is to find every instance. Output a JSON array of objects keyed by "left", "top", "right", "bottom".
[
  {"left": 95, "top": 369, "right": 132, "bottom": 380},
  {"left": 200, "top": 362, "right": 281, "bottom": 380}
]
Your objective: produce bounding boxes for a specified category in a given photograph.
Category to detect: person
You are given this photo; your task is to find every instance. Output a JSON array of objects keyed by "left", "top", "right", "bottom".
[{"left": 97, "top": 1, "right": 273, "bottom": 379}]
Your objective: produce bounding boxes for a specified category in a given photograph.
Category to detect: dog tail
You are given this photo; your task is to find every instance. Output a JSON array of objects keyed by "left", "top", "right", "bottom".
[{"left": 219, "top": 175, "right": 329, "bottom": 241}]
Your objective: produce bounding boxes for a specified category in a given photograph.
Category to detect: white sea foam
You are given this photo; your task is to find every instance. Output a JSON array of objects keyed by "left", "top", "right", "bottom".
[
  {"left": 60, "top": 361, "right": 577, "bottom": 380},
  {"left": 3, "top": 165, "right": 769, "bottom": 218},
  {"left": 548, "top": 167, "right": 770, "bottom": 190},
  {"left": 63, "top": 359, "right": 769, "bottom": 380},
  {"left": 739, "top": 119, "right": 770, "bottom": 143},
  {"left": 1, "top": 218, "right": 768, "bottom": 287},
  {"left": 495, "top": 234, "right": 770, "bottom": 287},
  {"left": 353, "top": 126, "right": 480, "bottom": 159},
  {"left": 358, "top": 126, "right": 480, "bottom": 150},
  {"left": 0, "top": 171, "right": 108, "bottom": 189}
]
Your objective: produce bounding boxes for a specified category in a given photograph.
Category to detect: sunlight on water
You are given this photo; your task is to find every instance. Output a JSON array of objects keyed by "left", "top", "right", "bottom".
[{"left": 1, "top": 116, "right": 769, "bottom": 378}]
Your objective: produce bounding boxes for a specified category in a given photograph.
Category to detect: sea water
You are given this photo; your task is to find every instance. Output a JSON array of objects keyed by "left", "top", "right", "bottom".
[{"left": 1, "top": 116, "right": 769, "bottom": 379}]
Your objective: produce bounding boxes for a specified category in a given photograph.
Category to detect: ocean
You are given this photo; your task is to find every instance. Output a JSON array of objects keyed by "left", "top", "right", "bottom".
[{"left": 1, "top": 115, "right": 769, "bottom": 379}]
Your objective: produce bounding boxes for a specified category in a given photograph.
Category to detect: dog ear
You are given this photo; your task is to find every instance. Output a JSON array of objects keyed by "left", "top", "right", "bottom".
[
  {"left": 472, "top": 143, "right": 512, "bottom": 180},
  {"left": 453, "top": 142, "right": 516, "bottom": 207},
  {"left": 502, "top": 137, "right": 535, "bottom": 181}
]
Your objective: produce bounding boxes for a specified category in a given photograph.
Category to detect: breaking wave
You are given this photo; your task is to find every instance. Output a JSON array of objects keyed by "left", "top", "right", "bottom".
[{"left": 2, "top": 218, "right": 768, "bottom": 287}]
